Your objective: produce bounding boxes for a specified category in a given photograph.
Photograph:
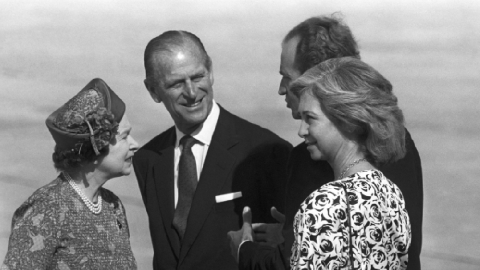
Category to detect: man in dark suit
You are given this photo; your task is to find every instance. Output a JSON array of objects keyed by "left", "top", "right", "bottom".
[
  {"left": 229, "top": 15, "right": 423, "bottom": 270},
  {"left": 133, "top": 31, "right": 292, "bottom": 270}
]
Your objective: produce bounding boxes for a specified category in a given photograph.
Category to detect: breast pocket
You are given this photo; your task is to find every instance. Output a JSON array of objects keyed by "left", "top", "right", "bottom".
[{"left": 214, "top": 196, "right": 244, "bottom": 214}]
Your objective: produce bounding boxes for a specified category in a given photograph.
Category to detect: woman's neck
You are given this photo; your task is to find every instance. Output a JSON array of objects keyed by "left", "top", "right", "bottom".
[
  {"left": 66, "top": 170, "right": 107, "bottom": 202},
  {"left": 330, "top": 147, "right": 374, "bottom": 180}
]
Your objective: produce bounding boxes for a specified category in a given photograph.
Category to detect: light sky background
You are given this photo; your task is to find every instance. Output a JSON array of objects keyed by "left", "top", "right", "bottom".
[{"left": 1, "top": 0, "right": 479, "bottom": 269}]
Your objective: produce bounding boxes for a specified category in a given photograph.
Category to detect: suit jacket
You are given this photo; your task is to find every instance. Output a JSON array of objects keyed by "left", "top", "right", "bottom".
[
  {"left": 133, "top": 106, "right": 292, "bottom": 270},
  {"left": 240, "top": 129, "right": 423, "bottom": 270}
]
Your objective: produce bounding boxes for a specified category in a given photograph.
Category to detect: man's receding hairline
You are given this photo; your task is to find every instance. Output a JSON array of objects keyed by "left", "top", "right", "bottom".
[
  {"left": 282, "top": 33, "right": 300, "bottom": 47},
  {"left": 281, "top": 34, "right": 302, "bottom": 75},
  {"left": 153, "top": 37, "right": 201, "bottom": 55},
  {"left": 151, "top": 40, "right": 209, "bottom": 64}
]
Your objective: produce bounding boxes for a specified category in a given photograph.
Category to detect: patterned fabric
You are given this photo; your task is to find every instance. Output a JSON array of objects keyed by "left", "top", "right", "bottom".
[
  {"left": 54, "top": 89, "right": 104, "bottom": 128},
  {"left": 290, "top": 170, "right": 410, "bottom": 270},
  {"left": 53, "top": 89, "right": 118, "bottom": 153},
  {"left": 1, "top": 176, "right": 137, "bottom": 270},
  {"left": 45, "top": 78, "right": 125, "bottom": 154}
]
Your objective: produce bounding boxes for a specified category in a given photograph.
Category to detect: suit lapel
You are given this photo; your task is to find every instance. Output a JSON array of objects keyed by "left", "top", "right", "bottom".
[
  {"left": 151, "top": 129, "right": 181, "bottom": 258},
  {"left": 179, "top": 108, "right": 239, "bottom": 262}
]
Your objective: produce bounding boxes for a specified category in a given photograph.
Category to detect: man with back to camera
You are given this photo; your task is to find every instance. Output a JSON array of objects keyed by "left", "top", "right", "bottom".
[
  {"left": 228, "top": 14, "right": 423, "bottom": 270},
  {"left": 133, "top": 30, "right": 292, "bottom": 269}
]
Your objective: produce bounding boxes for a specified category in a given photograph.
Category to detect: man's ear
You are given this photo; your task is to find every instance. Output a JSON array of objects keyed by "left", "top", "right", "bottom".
[
  {"left": 209, "top": 63, "right": 214, "bottom": 86},
  {"left": 144, "top": 78, "right": 162, "bottom": 103}
]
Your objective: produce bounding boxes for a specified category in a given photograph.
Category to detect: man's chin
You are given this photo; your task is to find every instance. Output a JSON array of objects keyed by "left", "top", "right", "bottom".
[
  {"left": 291, "top": 111, "right": 301, "bottom": 120},
  {"left": 177, "top": 116, "right": 208, "bottom": 134},
  {"left": 175, "top": 104, "right": 212, "bottom": 133}
]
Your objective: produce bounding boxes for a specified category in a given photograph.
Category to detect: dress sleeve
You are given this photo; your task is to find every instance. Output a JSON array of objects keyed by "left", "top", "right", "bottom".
[
  {"left": 290, "top": 184, "right": 350, "bottom": 270},
  {"left": 2, "top": 196, "right": 58, "bottom": 269}
]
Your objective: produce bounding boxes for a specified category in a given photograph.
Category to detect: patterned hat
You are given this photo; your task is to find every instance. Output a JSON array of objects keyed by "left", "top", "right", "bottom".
[{"left": 46, "top": 78, "right": 125, "bottom": 155}]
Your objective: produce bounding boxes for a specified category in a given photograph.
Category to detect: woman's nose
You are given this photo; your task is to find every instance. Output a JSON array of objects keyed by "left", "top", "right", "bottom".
[
  {"left": 298, "top": 120, "right": 308, "bottom": 138},
  {"left": 129, "top": 136, "right": 140, "bottom": 152}
]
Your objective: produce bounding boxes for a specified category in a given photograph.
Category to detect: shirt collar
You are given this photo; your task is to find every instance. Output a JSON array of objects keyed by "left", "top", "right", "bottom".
[{"left": 175, "top": 100, "right": 220, "bottom": 147}]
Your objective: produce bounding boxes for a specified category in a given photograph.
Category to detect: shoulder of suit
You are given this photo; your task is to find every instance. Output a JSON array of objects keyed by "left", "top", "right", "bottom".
[
  {"left": 293, "top": 142, "right": 308, "bottom": 152},
  {"left": 138, "top": 126, "right": 176, "bottom": 152},
  {"left": 218, "top": 106, "right": 291, "bottom": 146},
  {"left": 404, "top": 128, "right": 419, "bottom": 152}
]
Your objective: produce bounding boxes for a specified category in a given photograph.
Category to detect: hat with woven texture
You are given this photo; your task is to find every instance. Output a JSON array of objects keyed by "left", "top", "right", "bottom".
[{"left": 45, "top": 78, "right": 125, "bottom": 155}]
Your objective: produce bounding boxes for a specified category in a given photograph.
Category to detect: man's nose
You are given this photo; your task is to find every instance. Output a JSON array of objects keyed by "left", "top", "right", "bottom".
[
  {"left": 183, "top": 80, "right": 197, "bottom": 99},
  {"left": 278, "top": 80, "right": 287, "bottom": 95}
]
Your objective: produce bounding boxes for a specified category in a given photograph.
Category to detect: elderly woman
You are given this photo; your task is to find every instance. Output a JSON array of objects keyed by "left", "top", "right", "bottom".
[
  {"left": 289, "top": 57, "right": 411, "bottom": 270},
  {"left": 1, "top": 79, "right": 138, "bottom": 269}
]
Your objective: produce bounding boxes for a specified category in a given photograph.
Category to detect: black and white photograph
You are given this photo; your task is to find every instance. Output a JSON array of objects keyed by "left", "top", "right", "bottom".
[{"left": 1, "top": 0, "right": 479, "bottom": 269}]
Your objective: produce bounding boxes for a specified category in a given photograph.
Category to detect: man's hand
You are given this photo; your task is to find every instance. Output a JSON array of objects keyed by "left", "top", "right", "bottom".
[
  {"left": 252, "top": 206, "right": 285, "bottom": 248},
  {"left": 227, "top": 206, "right": 254, "bottom": 263}
]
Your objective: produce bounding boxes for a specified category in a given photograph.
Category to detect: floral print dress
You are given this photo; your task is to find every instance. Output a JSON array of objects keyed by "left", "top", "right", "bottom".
[
  {"left": 290, "top": 170, "right": 411, "bottom": 270},
  {"left": 1, "top": 176, "right": 137, "bottom": 270}
]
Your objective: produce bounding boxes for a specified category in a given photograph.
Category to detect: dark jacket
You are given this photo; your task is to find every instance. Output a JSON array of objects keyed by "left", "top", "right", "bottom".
[{"left": 133, "top": 106, "right": 292, "bottom": 270}]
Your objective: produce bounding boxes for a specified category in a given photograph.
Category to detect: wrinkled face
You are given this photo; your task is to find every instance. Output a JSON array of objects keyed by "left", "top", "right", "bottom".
[
  {"left": 146, "top": 46, "right": 214, "bottom": 134},
  {"left": 279, "top": 36, "right": 302, "bottom": 119},
  {"left": 297, "top": 93, "right": 344, "bottom": 161},
  {"left": 97, "top": 115, "right": 139, "bottom": 178}
]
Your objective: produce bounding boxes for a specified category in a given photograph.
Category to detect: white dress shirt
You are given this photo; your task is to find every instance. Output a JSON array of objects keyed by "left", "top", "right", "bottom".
[{"left": 173, "top": 100, "right": 220, "bottom": 207}]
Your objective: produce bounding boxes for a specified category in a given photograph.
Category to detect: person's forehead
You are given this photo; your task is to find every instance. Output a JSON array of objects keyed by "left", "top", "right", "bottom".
[
  {"left": 298, "top": 92, "right": 317, "bottom": 109},
  {"left": 118, "top": 115, "right": 131, "bottom": 131},
  {"left": 280, "top": 36, "right": 301, "bottom": 77},
  {"left": 281, "top": 36, "right": 299, "bottom": 58},
  {"left": 152, "top": 49, "right": 204, "bottom": 71}
]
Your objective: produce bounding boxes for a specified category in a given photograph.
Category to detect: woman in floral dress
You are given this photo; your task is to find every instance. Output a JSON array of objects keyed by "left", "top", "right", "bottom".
[
  {"left": 1, "top": 78, "right": 138, "bottom": 269},
  {"left": 289, "top": 57, "right": 411, "bottom": 270}
]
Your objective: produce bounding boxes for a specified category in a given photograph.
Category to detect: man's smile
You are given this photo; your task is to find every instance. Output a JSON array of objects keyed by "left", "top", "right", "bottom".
[{"left": 183, "top": 97, "right": 204, "bottom": 108}]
